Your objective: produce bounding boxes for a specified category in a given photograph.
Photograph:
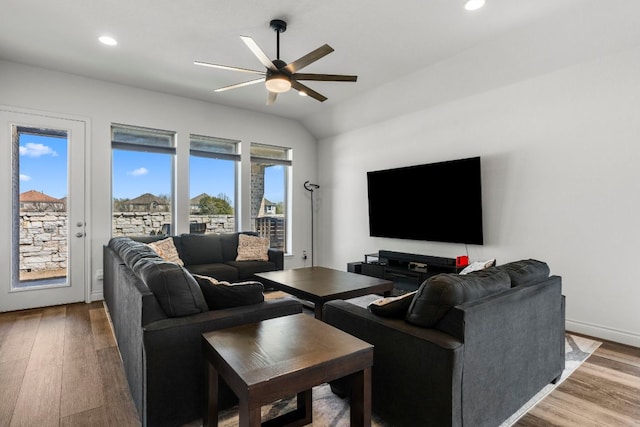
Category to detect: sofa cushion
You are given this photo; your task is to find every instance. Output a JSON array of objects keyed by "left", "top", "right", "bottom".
[
  {"left": 108, "top": 236, "right": 133, "bottom": 253},
  {"left": 185, "top": 263, "right": 239, "bottom": 282},
  {"left": 224, "top": 260, "right": 277, "bottom": 280},
  {"left": 220, "top": 233, "right": 241, "bottom": 261},
  {"left": 369, "top": 291, "right": 417, "bottom": 318},
  {"left": 147, "top": 236, "right": 184, "bottom": 266},
  {"left": 495, "top": 259, "right": 550, "bottom": 287},
  {"left": 118, "top": 242, "right": 161, "bottom": 268},
  {"left": 178, "top": 234, "right": 224, "bottom": 265},
  {"left": 134, "top": 258, "right": 208, "bottom": 317},
  {"left": 192, "top": 274, "right": 264, "bottom": 310},
  {"left": 129, "top": 235, "right": 168, "bottom": 244},
  {"left": 406, "top": 271, "right": 511, "bottom": 328}
]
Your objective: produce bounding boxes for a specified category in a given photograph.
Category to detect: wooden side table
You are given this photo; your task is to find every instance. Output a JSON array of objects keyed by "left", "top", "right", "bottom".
[{"left": 202, "top": 313, "right": 374, "bottom": 427}]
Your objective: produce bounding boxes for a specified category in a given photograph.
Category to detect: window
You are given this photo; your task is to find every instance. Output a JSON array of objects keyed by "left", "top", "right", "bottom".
[
  {"left": 189, "top": 134, "right": 240, "bottom": 234},
  {"left": 14, "top": 127, "right": 69, "bottom": 288},
  {"left": 250, "top": 143, "right": 291, "bottom": 251},
  {"left": 111, "top": 124, "right": 175, "bottom": 237}
]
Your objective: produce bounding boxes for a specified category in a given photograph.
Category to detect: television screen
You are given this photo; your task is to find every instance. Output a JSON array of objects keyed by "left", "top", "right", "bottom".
[{"left": 367, "top": 156, "right": 483, "bottom": 245}]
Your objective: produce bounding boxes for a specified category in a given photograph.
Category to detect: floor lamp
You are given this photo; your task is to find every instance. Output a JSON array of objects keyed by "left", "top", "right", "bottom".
[{"left": 304, "top": 181, "right": 319, "bottom": 266}]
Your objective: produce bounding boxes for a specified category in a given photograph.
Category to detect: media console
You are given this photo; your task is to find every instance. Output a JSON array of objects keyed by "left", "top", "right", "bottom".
[{"left": 348, "top": 250, "right": 464, "bottom": 291}]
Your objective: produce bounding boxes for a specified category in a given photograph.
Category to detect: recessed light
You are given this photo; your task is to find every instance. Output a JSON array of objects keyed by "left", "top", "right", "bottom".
[
  {"left": 99, "top": 36, "right": 118, "bottom": 46},
  {"left": 464, "top": 0, "right": 486, "bottom": 11}
]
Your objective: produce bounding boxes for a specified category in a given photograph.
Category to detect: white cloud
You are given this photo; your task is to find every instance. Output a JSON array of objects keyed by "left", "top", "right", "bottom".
[
  {"left": 128, "top": 167, "right": 149, "bottom": 176},
  {"left": 19, "top": 174, "right": 31, "bottom": 181},
  {"left": 19, "top": 142, "right": 58, "bottom": 158}
]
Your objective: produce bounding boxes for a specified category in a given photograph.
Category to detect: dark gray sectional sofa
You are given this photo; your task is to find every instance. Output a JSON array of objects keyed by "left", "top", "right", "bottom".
[
  {"left": 323, "top": 259, "right": 565, "bottom": 427},
  {"left": 103, "top": 232, "right": 302, "bottom": 427},
  {"left": 131, "top": 231, "right": 284, "bottom": 281}
]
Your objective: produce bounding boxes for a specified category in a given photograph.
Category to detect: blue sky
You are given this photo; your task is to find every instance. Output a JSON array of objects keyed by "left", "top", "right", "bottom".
[
  {"left": 19, "top": 134, "right": 68, "bottom": 199},
  {"left": 20, "top": 134, "right": 285, "bottom": 204}
]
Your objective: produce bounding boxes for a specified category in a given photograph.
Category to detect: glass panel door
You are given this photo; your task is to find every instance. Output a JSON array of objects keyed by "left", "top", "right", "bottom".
[{"left": 0, "top": 109, "right": 87, "bottom": 312}]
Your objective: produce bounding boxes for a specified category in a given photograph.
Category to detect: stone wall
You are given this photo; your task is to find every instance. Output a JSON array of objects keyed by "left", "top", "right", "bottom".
[
  {"left": 20, "top": 212, "right": 68, "bottom": 273},
  {"left": 111, "top": 212, "right": 235, "bottom": 236},
  {"left": 19, "top": 212, "right": 236, "bottom": 273}
]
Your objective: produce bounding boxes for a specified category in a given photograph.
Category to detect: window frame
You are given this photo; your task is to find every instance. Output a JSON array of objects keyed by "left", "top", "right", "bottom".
[
  {"left": 188, "top": 134, "right": 241, "bottom": 233},
  {"left": 111, "top": 123, "right": 176, "bottom": 237},
  {"left": 250, "top": 142, "right": 292, "bottom": 253}
]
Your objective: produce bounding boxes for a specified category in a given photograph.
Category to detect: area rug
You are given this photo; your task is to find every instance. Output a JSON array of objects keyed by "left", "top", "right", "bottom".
[{"left": 185, "top": 333, "right": 600, "bottom": 427}]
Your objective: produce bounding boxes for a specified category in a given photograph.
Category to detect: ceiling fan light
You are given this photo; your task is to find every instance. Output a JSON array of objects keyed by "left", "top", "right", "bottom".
[
  {"left": 265, "top": 74, "right": 291, "bottom": 93},
  {"left": 464, "top": 0, "right": 486, "bottom": 11}
]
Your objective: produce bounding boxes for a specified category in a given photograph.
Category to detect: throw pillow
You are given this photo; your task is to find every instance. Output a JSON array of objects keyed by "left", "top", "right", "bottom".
[
  {"left": 147, "top": 237, "right": 184, "bottom": 266},
  {"left": 236, "top": 234, "right": 269, "bottom": 262},
  {"left": 192, "top": 274, "right": 265, "bottom": 310},
  {"left": 368, "top": 291, "right": 417, "bottom": 318},
  {"left": 459, "top": 259, "right": 496, "bottom": 275}
]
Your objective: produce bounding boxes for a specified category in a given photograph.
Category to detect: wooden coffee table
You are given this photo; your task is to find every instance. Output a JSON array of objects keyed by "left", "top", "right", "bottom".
[
  {"left": 202, "top": 313, "right": 374, "bottom": 427},
  {"left": 255, "top": 266, "right": 393, "bottom": 319}
]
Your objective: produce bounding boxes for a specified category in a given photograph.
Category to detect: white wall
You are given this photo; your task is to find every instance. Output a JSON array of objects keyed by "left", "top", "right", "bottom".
[
  {"left": 316, "top": 45, "right": 640, "bottom": 347},
  {"left": 0, "top": 60, "right": 318, "bottom": 301}
]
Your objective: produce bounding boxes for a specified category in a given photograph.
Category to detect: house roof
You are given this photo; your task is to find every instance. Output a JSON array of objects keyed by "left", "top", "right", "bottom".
[
  {"left": 20, "top": 190, "right": 61, "bottom": 203},
  {"left": 190, "top": 193, "right": 210, "bottom": 204},
  {"left": 128, "top": 193, "right": 167, "bottom": 204}
]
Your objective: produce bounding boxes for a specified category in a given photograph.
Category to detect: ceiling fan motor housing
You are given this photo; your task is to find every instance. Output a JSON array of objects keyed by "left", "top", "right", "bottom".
[
  {"left": 271, "top": 59, "right": 288, "bottom": 72},
  {"left": 270, "top": 19, "right": 287, "bottom": 33}
]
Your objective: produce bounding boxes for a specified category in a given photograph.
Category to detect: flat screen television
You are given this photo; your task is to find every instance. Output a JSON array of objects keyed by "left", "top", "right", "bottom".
[{"left": 367, "top": 156, "right": 483, "bottom": 245}]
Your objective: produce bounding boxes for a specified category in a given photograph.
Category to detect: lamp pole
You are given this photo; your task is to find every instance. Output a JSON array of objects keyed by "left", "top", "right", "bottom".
[{"left": 303, "top": 181, "right": 319, "bottom": 266}]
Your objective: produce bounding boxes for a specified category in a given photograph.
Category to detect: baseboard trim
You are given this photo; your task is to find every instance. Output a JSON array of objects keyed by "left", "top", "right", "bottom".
[
  {"left": 566, "top": 318, "right": 640, "bottom": 348},
  {"left": 90, "top": 291, "right": 104, "bottom": 302}
]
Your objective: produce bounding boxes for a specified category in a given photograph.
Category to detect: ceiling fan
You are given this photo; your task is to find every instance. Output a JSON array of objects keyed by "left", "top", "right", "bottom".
[{"left": 194, "top": 19, "right": 357, "bottom": 105}]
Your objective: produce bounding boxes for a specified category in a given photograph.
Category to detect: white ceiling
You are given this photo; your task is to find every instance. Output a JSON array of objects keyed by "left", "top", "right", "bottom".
[{"left": 0, "top": 0, "right": 635, "bottom": 133}]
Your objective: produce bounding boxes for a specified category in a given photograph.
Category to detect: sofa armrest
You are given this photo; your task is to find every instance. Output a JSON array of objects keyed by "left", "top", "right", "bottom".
[
  {"left": 268, "top": 248, "right": 284, "bottom": 270},
  {"left": 141, "top": 298, "right": 302, "bottom": 427},
  {"left": 143, "top": 297, "right": 301, "bottom": 333},
  {"left": 453, "top": 276, "right": 564, "bottom": 426},
  {"left": 323, "top": 300, "right": 463, "bottom": 427}
]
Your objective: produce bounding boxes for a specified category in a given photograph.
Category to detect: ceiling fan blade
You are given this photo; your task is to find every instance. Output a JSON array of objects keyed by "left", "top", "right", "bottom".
[
  {"left": 293, "top": 73, "right": 358, "bottom": 82},
  {"left": 284, "top": 44, "right": 334, "bottom": 74},
  {"left": 194, "top": 61, "right": 265, "bottom": 75},
  {"left": 266, "top": 91, "right": 278, "bottom": 106},
  {"left": 291, "top": 80, "right": 327, "bottom": 102},
  {"left": 214, "top": 78, "right": 265, "bottom": 92},
  {"left": 240, "top": 36, "right": 277, "bottom": 71}
]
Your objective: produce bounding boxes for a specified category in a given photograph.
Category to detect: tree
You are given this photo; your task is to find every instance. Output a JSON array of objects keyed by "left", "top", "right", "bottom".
[
  {"left": 198, "top": 194, "right": 233, "bottom": 215},
  {"left": 276, "top": 202, "right": 284, "bottom": 215},
  {"left": 113, "top": 198, "right": 131, "bottom": 212}
]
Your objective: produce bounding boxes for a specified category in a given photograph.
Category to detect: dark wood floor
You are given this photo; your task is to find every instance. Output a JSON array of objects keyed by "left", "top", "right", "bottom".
[
  {"left": 0, "top": 302, "right": 638, "bottom": 426},
  {"left": 0, "top": 301, "right": 140, "bottom": 427}
]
